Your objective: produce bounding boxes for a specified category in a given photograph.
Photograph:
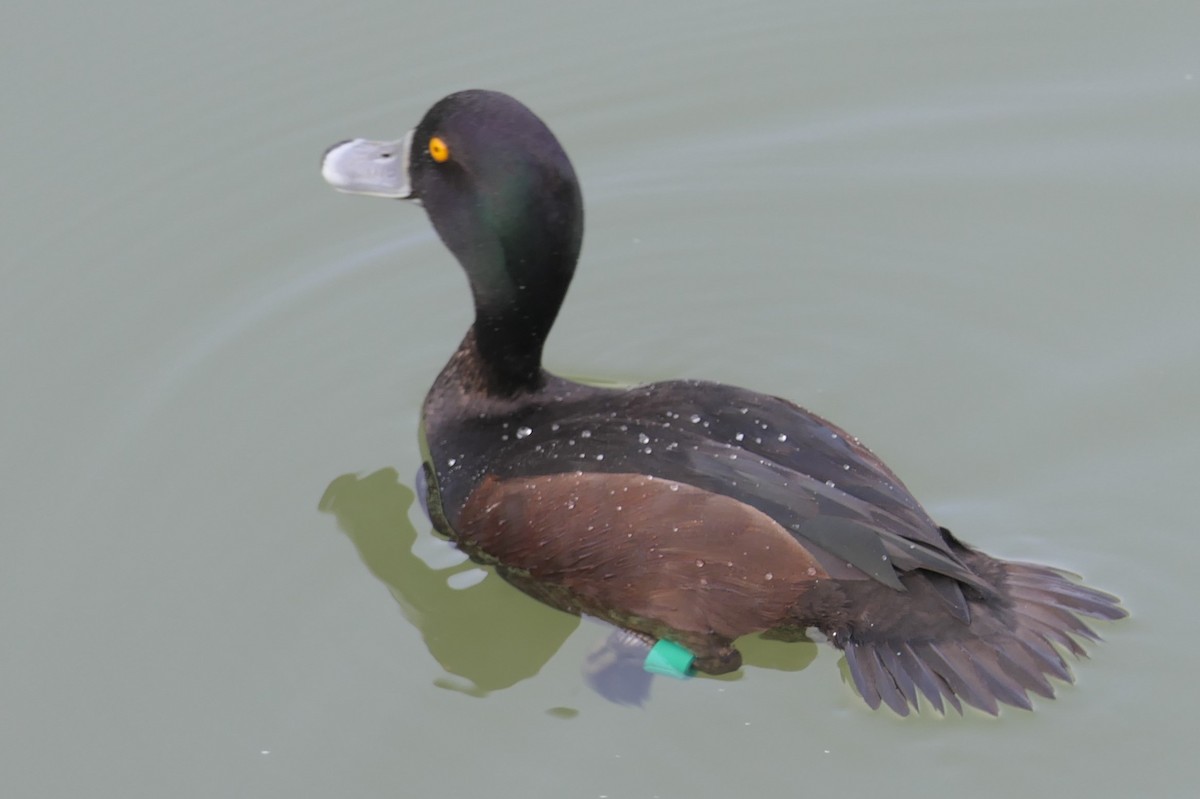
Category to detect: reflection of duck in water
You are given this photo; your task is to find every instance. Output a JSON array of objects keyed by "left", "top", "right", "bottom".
[
  {"left": 321, "top": 468, "right": 817, "bottom": 705},
  {"left": 322, "top": 90, "right": 1126, "bottom": 714},
  {"left": 319, "top": 468, "right": 575, "bottom": 696}
]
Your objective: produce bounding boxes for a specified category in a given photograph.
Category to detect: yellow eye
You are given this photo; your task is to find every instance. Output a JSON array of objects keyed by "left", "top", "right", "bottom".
[{"left": 429, "top": 136, "right": 450, "bottom": 163}]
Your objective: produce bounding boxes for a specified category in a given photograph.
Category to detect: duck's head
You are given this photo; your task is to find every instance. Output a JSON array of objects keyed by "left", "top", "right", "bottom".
[{"left": 322, "top": 90, "right": 583, "bottom": 393}]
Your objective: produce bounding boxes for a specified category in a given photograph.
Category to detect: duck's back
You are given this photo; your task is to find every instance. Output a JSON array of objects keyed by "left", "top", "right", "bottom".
[
  {"left": 427, "top": 371, "right": 977, "bottom": 583},
  {"left": 420, "top": 362, "right": 1124, "bottom": 714}
]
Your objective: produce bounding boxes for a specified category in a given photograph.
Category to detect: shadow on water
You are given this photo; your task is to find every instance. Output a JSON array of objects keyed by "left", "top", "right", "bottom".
[
  {"left": 319, "top": 467, "right": 821, "bottom": 703},
  {"left": 318, "top": 467, "right": 578, "bottom": 696}
]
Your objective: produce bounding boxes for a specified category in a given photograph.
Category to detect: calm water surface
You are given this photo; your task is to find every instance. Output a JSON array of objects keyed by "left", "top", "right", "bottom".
[{"left": 4, "top": 1, "right": 1198, "bottom": 797}]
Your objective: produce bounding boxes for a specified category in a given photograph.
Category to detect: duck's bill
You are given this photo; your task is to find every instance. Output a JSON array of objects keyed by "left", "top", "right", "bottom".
[{"left": 321, "top": 130, "right": 414, "bottom": 199}]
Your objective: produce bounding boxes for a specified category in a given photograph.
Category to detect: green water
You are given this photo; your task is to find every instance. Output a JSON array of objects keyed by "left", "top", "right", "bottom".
[{"left": 4, "top": 1, "right": 1197, "bottom": 796}]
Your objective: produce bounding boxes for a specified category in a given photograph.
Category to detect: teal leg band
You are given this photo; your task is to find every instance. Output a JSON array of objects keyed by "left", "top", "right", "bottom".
[{"left": 643, "top": 639, "right": 695, "bottom": 678}]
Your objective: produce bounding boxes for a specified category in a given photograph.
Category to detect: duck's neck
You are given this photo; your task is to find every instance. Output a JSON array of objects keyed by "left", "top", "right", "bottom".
[
  {"left": 422, "top": 144, "right": 583, "bottom": 397},
  {"left": 470, "top": 314, "right": 548, "bottom": 396},
  {"left": 433, "top": 326, "right": 542, "bottom": 405},
  {"left": 450, "top": 238, "right": 573, "bottom": 397},
  {"left": 454, "top": 195, "right": 581, "bottom": 396}
]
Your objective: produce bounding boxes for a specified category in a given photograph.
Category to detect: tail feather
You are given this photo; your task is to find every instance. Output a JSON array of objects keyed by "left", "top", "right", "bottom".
[
  {"left": 896, "top": 642, "right": 954, "bottom": 713},
  {"left": 921, "top": 641, "right": 1000, "bottom": 715},
  {"left": 1005, "top": 567, "right": 1126, "bottom": 620},
  {"left": 957, "top": 641, "right": 1034, "bottom": 710},
  {"left": 1011, "top": 631, "right": 1073, "bottom": 682},
  {"left": 992, "top": 641, "right": 1056, "bottom": 699},
  {"left": 1016, "top": 603, "right": 1096, "bottom": 651},
  {"left": 877, "top": 647, "right": 922, "bottom": 710},
  {"left": 845, "top": 643, "right": 905, "bottom": 714},
  {"left": 839, "top": 558, "right": 1127, "bottom": 715}
]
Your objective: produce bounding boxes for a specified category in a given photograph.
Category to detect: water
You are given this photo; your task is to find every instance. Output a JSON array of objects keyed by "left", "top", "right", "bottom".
[{"left": 4, "top": 1, "right": 1198, "bottom": 796}]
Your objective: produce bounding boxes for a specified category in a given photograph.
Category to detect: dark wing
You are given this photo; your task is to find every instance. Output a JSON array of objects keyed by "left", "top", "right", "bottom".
[{"left": 429, "top": 378, "right": 988, "bottom": 608}]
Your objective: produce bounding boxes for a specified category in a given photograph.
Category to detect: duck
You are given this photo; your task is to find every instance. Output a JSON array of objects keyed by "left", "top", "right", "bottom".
[{"left": 321, "top": 89, "right": 1126, "bottom": 715}]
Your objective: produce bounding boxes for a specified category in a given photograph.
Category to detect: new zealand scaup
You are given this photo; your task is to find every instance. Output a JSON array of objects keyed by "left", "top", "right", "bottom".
[{"left": 321, "top": 90, "right": 1126, "bottom": 714}]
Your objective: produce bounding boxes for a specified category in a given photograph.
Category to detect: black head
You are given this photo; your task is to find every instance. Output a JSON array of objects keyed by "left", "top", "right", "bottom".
[
  {"left": 409, "top": 91, "right": 583, "bottom": 293},
  {"left": 323, "top": 90, "right": 584, "bottom": 394}
]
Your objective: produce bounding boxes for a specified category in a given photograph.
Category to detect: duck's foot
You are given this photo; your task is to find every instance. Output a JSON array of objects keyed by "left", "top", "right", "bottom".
[
  {"left": 688, "top": 640, "right": 742, "bottom": 675},
  {"left": 582, "top": 627, "right": 656, "bottom": 706},
  {"left": 692, "top": 648, "right": 742, "bottom": 675}
]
